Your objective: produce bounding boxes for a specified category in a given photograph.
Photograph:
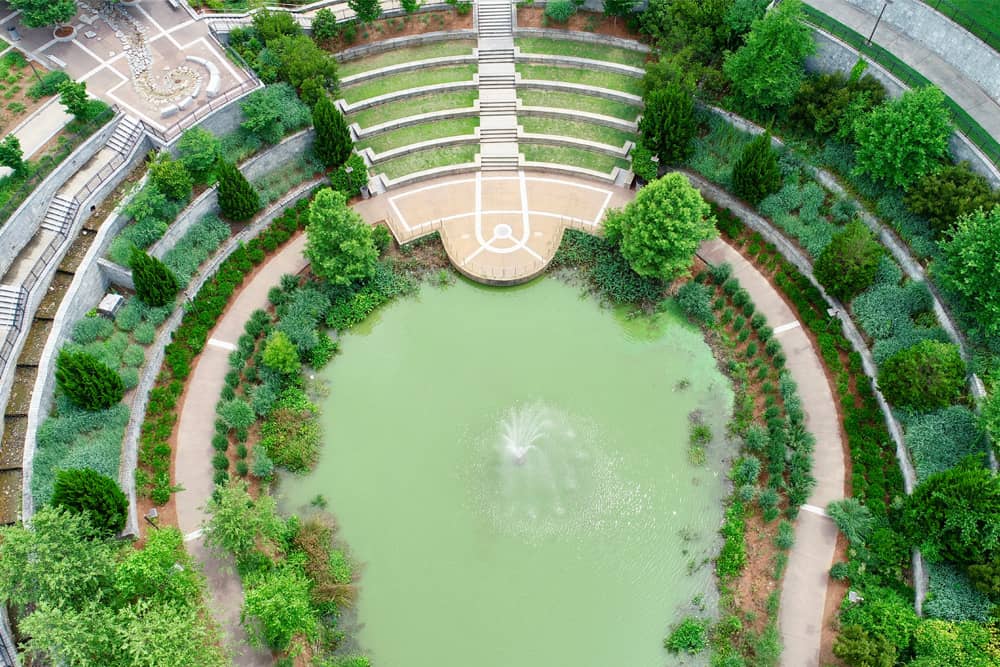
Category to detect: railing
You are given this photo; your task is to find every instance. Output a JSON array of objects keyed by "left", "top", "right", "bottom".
[
  {"left": 917, "top": 0, "right": 1000, "bottom": 55},
  {"left": 197, "top": 0, "right": 404, "bottom": 19},
  {"left": 73, "top": 120, "right": 145, "bottom": 204},
  {"left": 0, "top": 286, "right": 29, "bottom": 379},
  {"left": 142, "top": 78, "right": 262, "bottom": 144},
  {"left": 803, "top": 6, "right": 1000, "bottom": 167}
]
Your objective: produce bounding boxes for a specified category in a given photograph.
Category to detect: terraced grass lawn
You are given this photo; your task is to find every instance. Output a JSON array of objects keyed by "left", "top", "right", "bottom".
[
  {"left": 359, "top": 118, "right": 479, "bottom": 154},
  {"left": 378, "top": 145, "right": 478, "bottom": 180},
  {"left": 342, "top": 65, "right": 477, "bottom": 104},
  {"left": 516, "top": 64, "right": 642, "bottom": 95},
  {"left": 519, "top": 90, "right": 640, "bottom": 121},
  {"left": 348, "top": 90, "right": 478, "bottom": 128},
  {"left": 339, "top": 41, "right": 476, "bottom": 77},
  {"left": 520, "top": 117, "right": 635, "bottom": 148},
  {"left": 515, "top": 38, "right": 647, "bottom": 67},
  {"left": 522, "top": 144, "right": 629, "bottom": 174}
]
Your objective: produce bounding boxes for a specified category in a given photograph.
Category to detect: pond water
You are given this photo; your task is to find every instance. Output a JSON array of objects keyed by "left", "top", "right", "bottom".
[{"left": 281, "top": 277, "right": 734, "bottom": 666}]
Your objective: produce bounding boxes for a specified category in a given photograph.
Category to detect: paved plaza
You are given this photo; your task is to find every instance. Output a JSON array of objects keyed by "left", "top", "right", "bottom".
[{"left": 0, "top": 0, "right": 251, "bottom": 132}]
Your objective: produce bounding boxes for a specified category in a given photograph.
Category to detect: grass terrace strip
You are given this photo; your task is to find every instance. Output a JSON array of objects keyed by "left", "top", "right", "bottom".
[
  {"left": 521, "top": 144, "right": 629, "bottom": 174},
  {"left": 377, "top": 145, "right": 478, "bottom": 180},
  {"left": 338, "top": 40, "right": 477, "bottom": 77},
  {"left": 358, "top": 118, "right": 480, "bottom": 153},
  {"left": 515, "top": 37, "right": 649, "bottom": 67},
  {"left": 347, "top": 90, "right": 478, "bottom": 127},
  {"left": 515, "top": 64, "right": 643, "bottom": 95},
  {"left": 518, "top": 89, "right": 641, "bottom": 121},
  {"left": 521, "top": 116, "right": 636, "bottom": 148},
  {"left": 340, "top": 65, "right": 477, "bottom": 104}
]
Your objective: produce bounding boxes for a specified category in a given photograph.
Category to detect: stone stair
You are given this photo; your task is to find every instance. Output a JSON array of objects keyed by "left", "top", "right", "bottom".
[
  {"left": 478, "top": 48, "right": 514, "bottom": 64},
  {"left": 479, "top": 73, "right": 516, "bottom": 88},
  {"left": 0, "top": 286, "right": 24, "bottom": 328},
  {"left": 40, "top": 195, "right": 79, "bottom": 236},
  {"left": 480, "top": 127, "right": 518, "bottom": 143},
  {"left": 107, "top": 114, "right": 144, "bottom": 157},
  {"left": 476, "top": 2, "right": 512, "bottom": 38},
  {"left": 480, "top": 154, "right": 520, "bottom": 171},
  {"left": 475, "top": 0, "right": 519, "bottom": 172}
]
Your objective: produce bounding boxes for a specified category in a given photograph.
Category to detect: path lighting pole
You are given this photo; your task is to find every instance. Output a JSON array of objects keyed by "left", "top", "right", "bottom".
[
  {"left": 867, "top": 0, "right": 893, "bottom": 46},
  {"left": 25, "top": 54, "right": 42, "bottom": 84}
]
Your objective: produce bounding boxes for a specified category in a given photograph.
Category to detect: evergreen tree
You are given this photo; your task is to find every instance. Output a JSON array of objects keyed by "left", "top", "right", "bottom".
[
  {"left": 51, "top": 468, "right": 128, "bottom": 537},
  {"left": 813, "top": 220, "right": 883, "bottom": 301},
  {"left": 731, "top": 132, "right": 782, "bottom": 206},
  {"left": 638, "top": 82, "right": 696, "bottom": 165},
  {"left": 55, "top": 349, "right": 124, "bottom": 411},
  {"left": 130, "top": 248, "right": 178, "bottom": 307},
  {"left": 312, "top": 95, "right": 353, "bottom": 168},
  {"left": 216, "top": 159, "right": 261, "bottom": 222}
]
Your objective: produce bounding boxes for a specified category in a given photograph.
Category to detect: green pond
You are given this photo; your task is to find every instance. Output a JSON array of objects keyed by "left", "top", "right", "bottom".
[{"left": 281, "top": 277, "right": 735, "bottom": 666}]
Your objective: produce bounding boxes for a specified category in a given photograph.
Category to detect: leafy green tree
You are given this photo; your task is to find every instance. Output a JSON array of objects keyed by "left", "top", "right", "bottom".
[
  {"left": 56, "top": 349, "right": 125, "bottom": 411},
  {"left": 853, "top": 86, "right": 952, "bottom": 189},
  {"left": 723, "top": 0, "right": 768, "bottom": 36},
  {"left": 642, "top": 0, "right": 733, "bottom": 58},
  {"left": 313, "top": 94, "right": 353, "bottom": 168},
  {"left": 114, "top": 599, "right": 227, "bottom": 667},
  {"left": 51, "top": 468, "right": 128, "bottom": 537},
  {"left": 262, "top": 330, "right": 301, "bottom": 375},
  {"left": 114, "top": 528, "right": 201, "bottom": 606},
  {"left": 731, "top": 132, "right": 782, "bottom": 206},
  {"left": 603, "top": 0, "right": 636, "bottom": 24},
  {"left": 723, "top": 0, "right": 815, "bottom": 111},
  {"left": 906, "top": 163, "right": 998, "bottom": 235},
  {"left": 130, "top": 248, "right": 178, "bottom": 307},
  {"left": 58, "top": 79, "right": 90, "bottom": 119},
  {"left": 177, "top": 127, "right": 221, "bottom": 185},
  {"left": 9, "top": 0, "right": 76, "bottom": 28},
  {"left": 204, "top": 480, "right": 284, "bottom": 557},
  {"left": 813, "top": 220, "right": 884, "bottom": 301},
  {"left": 937, "top": 206, "right": 1000, "bottom": 338},
  {"left": 240, "top": 83, "right": 312, "bottom": 145},
  {"left": 252, "top": 8, "right": 301, "bottom": 42},
  {"left": 833, "top": 625, "right": 896, "bottom": 667},
  {"left": 216, "top": 159, "right": 261, "bottom": 222},
  {"left": 242, "top": 564, "right": 318, "bottom": 651},
  {"left": 268, "top": 34, "right": 339, "bottom": 106},
  {"left": 603, "top": 172, "right": 716, "bottom": 282},
  {"left": 967, "top": 558, "right": 1000, "bottom": 600},
  {"left": 0, "top": 507, "right": 116, "bottom": 609},
  {"left": 311, "top": 7, "right": 339, "bottom": 41},
  {"left": 306, "top": 187, "right": 377, "bottom": 285},
  {"left": 18, "top": 600, "right": 117, "bottom": 665},
  {"left": 348, "top": 0, "right": 381, "bottom": 24},
  {"left": 148, "top": 151, "right": 192, "bottom": 201},
  {"left": 877, "top": 339, "right": 966, "bottom": 411},
  {"left": 902, "top": 459, "right": 1000, "bottom": 565},
  {"left": 0, "top": 134, "right": 25, "bottom": 175},
  {"left": 639, "top": 82, "right": 696, "bottom": 165}
]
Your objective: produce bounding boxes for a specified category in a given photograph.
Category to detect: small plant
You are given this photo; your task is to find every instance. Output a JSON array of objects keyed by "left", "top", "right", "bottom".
[
  {"left": 733, "top": 315, "right": 746, "bottom": 331},
  {"left": 665, "top": 617, "right": 708, "bottom": 654},
  {"left": 775, "top": 520, "right": 795, "bottom": 550},
  {"left": 745, "top": 342, "right": 759, "bottom": 359},
  {"left": 544, "top": 0, "right": 576, "bottom": 22},
  {"left": 737, "top": 329, "right": 750, "bottom": 343},
  {"left": 738, "top": 484, "right": 757, "bottom": 502},
  {"left": 310, "top": 494, "right": 328, "bottom": 509}
]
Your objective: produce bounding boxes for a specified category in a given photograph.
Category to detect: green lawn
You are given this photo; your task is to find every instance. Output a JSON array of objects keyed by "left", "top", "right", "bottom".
[
  {"left": 515, "top": 38, "right": 647, "bottom": 67},
  {"left": 378, "top": 145, "right": 477, "bottom": 179},
  {"left": 359, "top": 118, "right": 479, "bottom": 154},
  {"left": 522, "top": 144, "right": 629, "bottom": 174},
  {"left": 347, "top": 90, "right": 478, "bottom": 128},
  {"left": 520, "top": 117, "right": 635, "bottom": 148},
  {"left": 516, "top": 64, "right": 642, "bottom": 95},
  {"left": 518, "top": 90, "right": 640, "bottom": 121},
  {"left": 339, "top": 41, "right": 476, "bottom": 78},
  {"left": 342, "top": 65, "right": 476, "bottom": 104},
  {"left": 920, "top": 0, "right": 1000, "bottom": 52}
]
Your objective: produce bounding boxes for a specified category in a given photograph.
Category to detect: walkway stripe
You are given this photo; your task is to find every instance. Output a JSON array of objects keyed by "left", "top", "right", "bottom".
[
  {"left": 773, "top": 320, "right": 801, "bottom": 335},
  {"left": 183, "top": 528, "right": 204, "bottom": 542},
  {"left": 207, "top": 338, "right": 237, "bottom": 351},
  {"left": 801, "top": 504, "right": 830, "bottom": 519}
]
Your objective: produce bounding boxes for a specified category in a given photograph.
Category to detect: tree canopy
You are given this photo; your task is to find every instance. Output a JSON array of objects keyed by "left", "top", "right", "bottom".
[
  {"left": 937, "top": 205, "right": 1000, "bottom": 339},
  {"left": 9, "top": 0, "right": 76, "bottom": 28},
  {"left": 305, "top": 187, "right": 378, "bottom": 285}
]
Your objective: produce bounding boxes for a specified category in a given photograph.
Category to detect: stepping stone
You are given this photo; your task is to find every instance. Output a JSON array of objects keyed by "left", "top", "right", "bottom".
[{"left": 84, "top": 30, "right": 97, "bottom": 38}]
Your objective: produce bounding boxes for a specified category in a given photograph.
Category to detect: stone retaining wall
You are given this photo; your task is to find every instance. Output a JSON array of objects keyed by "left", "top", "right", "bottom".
[
  {"left": 353, "top": 107, "right": 479, "bottom": 137},
  {"left": 336, "top": 31, "right": 477, "bottom": 61},
  {"left": 341, "top": 55, "right": 477, "bottom": 85},
  {"left": 512, "top": 27, "right": 651, "bottom": 52},
  {"left": 516, "top": 79, "right": 642, "bottom": 105},
  {"left": 340, "top": 80, "right": 477, "bottom": 112},
  {"left": 518, "top": 105, "right": 637, "bottom": 132},
  {"left": 516, "top": 52, "right": 644, "bottom": 76}
]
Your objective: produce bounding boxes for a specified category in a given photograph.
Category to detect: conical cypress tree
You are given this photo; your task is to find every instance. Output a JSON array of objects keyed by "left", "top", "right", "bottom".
[
  {"left": 217, "top": 159, "right": 261, "bottom": 222},
  {"left": 313, "top": 95, "right": 353, "bottom": 168},
  {"left": 131, "top": 248, "right": 178, "bottom": 307},
  {"left": 55, "top": 349, "right": 124, "bottom": 411},
  {"left": 731, "top": 132, "right": 783, "bottom": 206}
]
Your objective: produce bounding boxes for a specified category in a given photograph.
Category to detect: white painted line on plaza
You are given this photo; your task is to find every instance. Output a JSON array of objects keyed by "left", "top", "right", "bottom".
[
  {"left": 801, "top": 504, "right": 830, "bottom": 519},
  {"left": 207, "top": 338, "right": 237, "bottom": 351},
  {"left": 167, "top": 18, "right": 198, "bottom": 34},
  {"left": 71, "top": 39, "right": 105, "bottom": 71},
  {"left": 474, "top": 170, "right": 485, "bottom": 246},
  {"left": 183, "top": 528, "right": 204, "bottom": 542},
  {"left": 593, "top": 190, "right": 614, "bottom": 226},
  {"left": 773, "top": 321, "right": 801, "bottom": 335},
  {"left": 388, "top": 195, "right": 410, "bottom": 232},
  {"left": 190, "top": 36, "right": 241, "bottom": 80},
  {"left": 518, "top": 170, "right": 531, "bottom": 244},
  {"left": 0, "top": 9, "right": 22, "bottom": 23}
]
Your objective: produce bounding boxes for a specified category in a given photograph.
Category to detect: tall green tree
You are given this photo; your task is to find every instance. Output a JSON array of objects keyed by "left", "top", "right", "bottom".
[
  {"left": 731, "top": 132, "right": 782, "bottom": 206},
  {"left": 147, "top": 151, "right": 193, "bottom": 202},
  {"left": 813, "top": 220, "right": 884, "bottom": 301},
  {"left": 58, "top": 80, "right": 90, "bottom": 119},
  {"left": 642, "top": 0, "right": 733, "bottom": 58},
  {"left": 130, "top": 248, "right": 179, "bottom": 307},
  {"left": 268, "top": 34, "right": 339, "bottom": 106},
  {"left": 51, "top": 468, "right": 128, "bottom": 537},
  {"left": 348, "top": 0, "right": 381, "bottom": 24},
  {"left": 603, "top": 172, "right": 716, "bottom": 281},
  {"left": 203, "top": 480, "right": 284, "bottom": 558},
  {"left": 9, "top": 0, "right": 76, "bottom": 28},
  {"left": 723, "top": 0, "right": 815, "bottom": 111},
  {"left": 242, "top": 565, "right": 319, "bottom": 651},
  {"left": 216, "top": 159, "right": 261, "bottom": 222},
  {"left": 0, "top": 134, "right": 25, "bottom": 175},
  {"left": 313, "top": 94, "right": 353, "bottom": 168},
  {"left": 311, "top": 7, "right": 339, "bottom": 41},
  {"left": 177, "top": 127, "right": 221, "bottom": 185},
  {"left": 305, "top": 187, "right": 377, "bottom": 285},
  {"left": 638, "top": 82, "right": 696, "bottom": 165},
  {"left": 55, "top": 349, "right": 125, "bottom": 411},
  {"left": 853, "top": 86, "right": 952, "bottom": 189},
  {"left": 936, "top": 205, "right": 1000, "bottom": 339}
]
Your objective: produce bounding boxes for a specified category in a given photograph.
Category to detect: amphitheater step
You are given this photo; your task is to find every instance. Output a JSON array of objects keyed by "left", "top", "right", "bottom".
[
  {"left": 480, "top": 129, "right": 518, "bottom": 143},
  {"left": 479, "top": 75, "right": 515, "bottom": 88},
  {"left": 478, "top": 49, "right": 514, "bottom": 64},
  {"left": 480, "top": 155, "right": 520, "bottom": 171}
]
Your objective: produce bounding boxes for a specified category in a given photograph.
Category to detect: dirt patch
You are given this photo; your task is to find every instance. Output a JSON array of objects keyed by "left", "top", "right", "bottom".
[
  {"left": 516, "top": 7, "right": 646, "bottom": 40},
  {"left": 321, "top": 10, "right": 474, "bottom": 52},
  {"left": 821, "top": 531, "right": 849, "bottom": 665}
]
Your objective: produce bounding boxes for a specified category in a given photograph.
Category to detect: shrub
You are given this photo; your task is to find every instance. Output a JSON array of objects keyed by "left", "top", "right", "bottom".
[
  {"left": 937, "top": 205, "right": 1000, "bottom": 340},
  {"left": 72, "top": 314, "right": 114, "bottom": 345},
  {"left": 841, "top": 587, "right": 919, "bottom": 653},
  {"left": 833, "top": 625, "right": 896, "bottom": 667},
  {"left": 240, "top": 83, "right": 311, "bottom": 145},
  {"left": 813, "top": 220, "right": 884, "bottom": 301},
  {"left": 262, "top": 330, "right": 301, "bottom": 375},
  {"left": 50, "top": 468, "right": 128, "bottom": 537},
  {"left": 717, "top": 501, "right": 747, "bottom": 578},
  {"left": 131, "top": 249, "right": 179, "bottom": 307},
  {"left": 218, "top": 399, "right": 256, "bottom": 431},
  {"left": 877, "top": 340, "right": 965, "bottom": 411},
  {"left": 134, "top": 322, "right": 156, "bottom": 345},
  {"left": 731, "top": 132, "right": 782, "bottom": 206},
  {"left": 676, "top": 281, "right": 714, "bottom": 325},
  {"left": 923, "top": 561, "right": 994, "bottom": 622},
  {"left": 242, "top": 565, "right": 318, "bottom": 651},
  {"left": 905, "top": 163, "right": 998, "bottom": 235},
  {"left": 147, "top": 152, "right": 193, "bottom": 201},
  {"left": 639, "top": 82, "right": 696, "bottom": 165},
  {"left": 251, "top": 444, "right": 275, "bottom": 480},
  {"left": 311, "top": 7, "right": 338, "bottom": 40},
  {"left": 27, "top": 70, "right": 69, "bottom": 99},
  {"left": 775, "top": 520, "right": 795, "bottom": 550},
  {"left": 177, "top": 127, "right": 222, "bottom": 185},
  {"left": 56, "top": 350, "right": 125, "bottom": 411},
  {"left": 789, "top": 70, "right": 886, "bottom": 141},
  {"left": 826, "top": 497, "right": 873, "bottom": 545},
  {"left": 733, "top": 456, "right": 761, "bottom": 486},
  {"left": 260, "top": 407, "right": 320, "bottom": 472},
  {"left": 664, "top": 617, "right": 708, "bottom": 654},
  {"left": 903, "top": 406, "right": 988, "bottom": 481},
  {"left": 217, "top": 160, "right": 261, "bottom": 222},
  {"left": 544, "top": 0, "right": 576, "bottom": 22},
  {"left": 911, "top": 619, "right": 998, "bottom": 665}
]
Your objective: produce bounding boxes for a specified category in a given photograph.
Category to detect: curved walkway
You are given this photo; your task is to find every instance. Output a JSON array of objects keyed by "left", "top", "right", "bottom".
[
  {"left": 174, "top": 234, "right": 308, "bottom": 667},
  {"left": 699, "top": 238, "right": 845, "bottom": 667}
]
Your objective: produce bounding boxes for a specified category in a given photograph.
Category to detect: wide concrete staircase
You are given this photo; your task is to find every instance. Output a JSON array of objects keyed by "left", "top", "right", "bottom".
[{"left": 476, "top": 0, "right": 520, "bottom": 172}]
